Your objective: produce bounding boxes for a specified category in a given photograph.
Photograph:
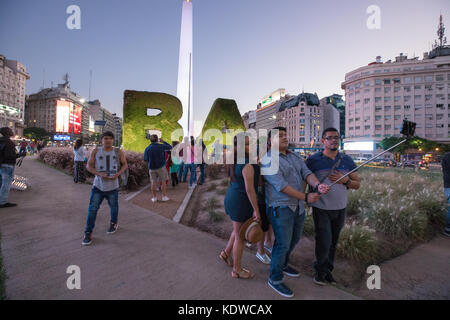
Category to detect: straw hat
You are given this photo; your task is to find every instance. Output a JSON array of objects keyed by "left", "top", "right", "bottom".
[{"left": 239, "top": 218, "right": 263, "bottom": 244}]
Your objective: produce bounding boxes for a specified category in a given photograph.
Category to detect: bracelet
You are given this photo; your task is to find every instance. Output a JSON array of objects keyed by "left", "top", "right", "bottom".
[{"left": 344, "top": 177, "right": 351, "bottom": 186}]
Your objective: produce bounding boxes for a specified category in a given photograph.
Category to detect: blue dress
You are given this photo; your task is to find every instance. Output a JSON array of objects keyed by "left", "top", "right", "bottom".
[{"left": 224, "top": 161, "right": 260, "bottom": 223}]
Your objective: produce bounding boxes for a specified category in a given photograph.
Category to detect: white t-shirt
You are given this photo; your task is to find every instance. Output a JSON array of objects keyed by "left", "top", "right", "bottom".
[{"left": 73, "top": 146, "right": 86, "bottom": 162}]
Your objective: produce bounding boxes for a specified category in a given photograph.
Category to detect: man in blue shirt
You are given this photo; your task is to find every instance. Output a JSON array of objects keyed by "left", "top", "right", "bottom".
[
  {"left": 143, "top": 135, "right": 172, "bottom": 203},
  {"left": 261, "top": 127, "right": 329, "bottom": 298},
  {"left": 306, "top": 127, "right": 360, "bottom": 286}
]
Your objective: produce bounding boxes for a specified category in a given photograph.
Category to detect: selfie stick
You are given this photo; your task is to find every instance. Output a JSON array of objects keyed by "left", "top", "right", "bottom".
[{"left": 329, "top": 120, "right": 416, "bottom": 187}]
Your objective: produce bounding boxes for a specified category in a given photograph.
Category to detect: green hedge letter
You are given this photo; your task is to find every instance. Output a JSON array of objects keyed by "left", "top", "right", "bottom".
[{"left": 123, "top": 91, "right": 183, "bottom": 153}]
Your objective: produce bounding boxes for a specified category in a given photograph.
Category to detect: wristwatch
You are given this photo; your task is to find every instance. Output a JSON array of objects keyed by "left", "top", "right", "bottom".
[{"left": 344, "top": 177, "right": 351, "bottom": 187}]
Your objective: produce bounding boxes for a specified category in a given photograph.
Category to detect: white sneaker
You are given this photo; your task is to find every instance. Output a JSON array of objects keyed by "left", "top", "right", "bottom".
[
  {"left": 189, "top": 184, "right": 196, "bottom": 189},
  {"left": 161, "top": 196, "right": 170, "bottom": 201},
  {"left": 256, "top": 252, "right": 271, "bottom": 264},
  {"left": 151, "top": 197, "right": 157, "bottom": 203}
]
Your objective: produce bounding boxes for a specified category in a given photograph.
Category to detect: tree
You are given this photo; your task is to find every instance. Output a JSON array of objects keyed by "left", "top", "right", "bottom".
[{"left": 23, "top": 127, "right": 50, "bottom": 140}]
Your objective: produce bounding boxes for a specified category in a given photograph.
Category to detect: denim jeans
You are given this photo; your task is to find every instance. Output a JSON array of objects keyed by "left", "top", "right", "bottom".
[
  {"left": 182, "top": 163, "right": 190, "bottom": 182},
  {"left": 189, "top": 163, "right": 197, "bottom": 186},
  {"left": 444, "top": 188, "right": 450, "bottom": 232},
  {"left": 312, "top": 207, "right": 346, "bottom": 275},
  {"left": 199, "top": 164, "right": 205, "bottom": 184},
  {"left": 85, "top": 186, "right": 119, "bottom": 234},
  {"left": 178, "top": 162, "right": 185, "bottom": 182},
  {"left": 269, "top": 206, "right": 305, "bottom": 284},
  {"left": 0, "top": 164, "right": 15, "bottom": 205}
]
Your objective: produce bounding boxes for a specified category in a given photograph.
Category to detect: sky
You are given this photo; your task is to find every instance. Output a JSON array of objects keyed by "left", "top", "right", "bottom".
[{"left": 1, "top": 0, "right": 449, "bottom": 126}]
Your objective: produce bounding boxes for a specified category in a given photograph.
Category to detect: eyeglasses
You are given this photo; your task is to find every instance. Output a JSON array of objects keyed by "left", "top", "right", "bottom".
[{"left": 324, "top": 136, "right": 340, "bottom": 141}]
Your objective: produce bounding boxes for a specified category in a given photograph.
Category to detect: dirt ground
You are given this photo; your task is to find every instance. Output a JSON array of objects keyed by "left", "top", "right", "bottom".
[{"left": 181, "top": 170, "right": 450, "bottom": 299}]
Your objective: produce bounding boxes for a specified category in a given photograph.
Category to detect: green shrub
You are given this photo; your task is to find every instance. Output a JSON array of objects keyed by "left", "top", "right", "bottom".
[
  {"left": 216, "top": 188, "right": 227, "bottom": 196},
  {"left": 337, "top": 225, "right": 379, "bottom": 264},
  {"left": 302, "top": 213, "right": 315, "bottom": 237},
  {"left": 220, "top": 178, "right": 229, "bottom": 187},
  {"left": 205, "top": 197, "right": 224, "bottom": 222}
]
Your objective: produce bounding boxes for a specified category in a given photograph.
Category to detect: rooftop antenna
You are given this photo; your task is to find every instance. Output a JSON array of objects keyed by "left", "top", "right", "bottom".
[
  {"left": 437, "top": 13, "right": 446, "bottom": 47},
  {"left": 42, "top": 68, "right": 45, "bottom": 89}
]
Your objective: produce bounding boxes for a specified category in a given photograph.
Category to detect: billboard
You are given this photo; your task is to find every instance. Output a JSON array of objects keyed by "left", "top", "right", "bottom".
[
  {"left": 56, "top": 100, "right": 82, "bottom": 134},
  {"left": 344, "top": 141, "right": 375, "bottom": 151}
]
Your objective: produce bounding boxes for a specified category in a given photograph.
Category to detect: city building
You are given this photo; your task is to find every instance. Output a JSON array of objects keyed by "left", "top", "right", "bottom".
[
  {"left": 88, "top": 99, "right": 116, "bottom": 135},
  {"left": 25, "top": 78, "right": 88, "bottom": 142},
  {"left": 242, "top": 110, "right": 256, "bottom": 129},
  {"left": 276, "top": 92, "right": 322, "bottom": 149},
  {"left": 321, "top": 94, "right": 345, "bottom": 137},
  {"left": 113, "top": 114, "right": 123, "bottom": 147},
  {"left": 255, "top": 88, "right": 288, "bottom": 131},
  {"left": 0, "top": 54, "right": 30, "bottom": 136},
  {"left": 341, "top": 16, "right": 450, "bottom": 158}
]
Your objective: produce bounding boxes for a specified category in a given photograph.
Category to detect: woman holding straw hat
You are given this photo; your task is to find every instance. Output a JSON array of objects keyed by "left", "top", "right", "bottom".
[{"left": 220, "top": 133, "right": 268, "bottom": 279}]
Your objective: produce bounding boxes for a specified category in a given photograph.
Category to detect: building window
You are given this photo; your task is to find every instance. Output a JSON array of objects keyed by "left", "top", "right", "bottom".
[
  {"left": 414, "top": 85, "right": 422, "bottom": 90},
  {"left": 414, "top": 76, "right": 422, "bottom": 83},
  {"left": 384, "top": 79, "right": 391, "bottom": 85},
  {"left": 436, "top": 75, "right": 444, "bottom": 81},
  {"left": 404, "top": 77, "right": 412, "bottom": 84},
  {"left": 375, "top": 79, "right": 382, "bottom": 85},
  {"left": 394, "top": 105, "right": 401, "bottom": 111},
  {"left": 404, "top": 86, "right": 411, "bottom": 92},
  {"left": 393, "top": 78, "right": 401, "bottom": 84},
  {"left": 425, "top": 76, "right": 433, "bottom": 82}
]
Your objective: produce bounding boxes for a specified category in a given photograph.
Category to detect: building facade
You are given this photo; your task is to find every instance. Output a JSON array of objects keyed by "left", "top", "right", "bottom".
[
  {"left": 25, "top": 81, "right": 88, "bottom": 141},
  {"left": 276, "top": 92, "right": 323, "bottom": 149},
  {"left": 88, "top": 99, "right": 116, "bottom": 135},
  {"left": 0, "top": 54, "right": 30, "bottom": 136},
  {"left": 113, "top": 114, "right": 123, "bottom": 147},
  {"left": 342, "top": 49, "right": 450, "bottom": 157}
]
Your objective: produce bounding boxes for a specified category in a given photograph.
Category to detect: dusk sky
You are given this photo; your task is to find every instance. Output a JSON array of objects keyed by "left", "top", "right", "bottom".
[{"left": 1, "top": 0, "right": 449, "bottom": 125}]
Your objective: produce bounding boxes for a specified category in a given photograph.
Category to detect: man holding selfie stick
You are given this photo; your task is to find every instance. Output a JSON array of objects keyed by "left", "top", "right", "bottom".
[{"left": 306, "top": 128, "right": 360, "bottom": 286}]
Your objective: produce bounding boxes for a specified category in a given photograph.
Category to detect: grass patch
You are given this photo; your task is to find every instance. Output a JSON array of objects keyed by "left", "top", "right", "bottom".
[
  {"left": 205, "top": 197, "right": 224, "bottom": 222},
  {"left": 336, "top": 224, "right": 379, "bottom": 264},
  {"left": 302, "top": 211, "right": 315, "bottom": 237},
  {"left": 206, "top": 183, "right": 217, "bottom": 192},
  {"left": 216, "top": 188, "right": 227, "bottom": 196},
  {"left": 220, "top": 178, "right": 229, "bottom": 187}
]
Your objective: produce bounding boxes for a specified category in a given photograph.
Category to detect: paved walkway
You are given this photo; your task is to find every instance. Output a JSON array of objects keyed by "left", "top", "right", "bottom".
[{"left": 0, "top": 156, "right": 358, "bottom": 300}]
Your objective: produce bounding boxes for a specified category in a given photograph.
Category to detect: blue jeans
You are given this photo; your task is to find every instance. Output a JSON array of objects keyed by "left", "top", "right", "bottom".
[
  {"left": 178, "top": 162, "right": 185, "bottom": 182},
  {"left": 85, "top": 186, "right": 119, "bottom": 234},
  {"left": 269, "top": 206, "right": 305, "bottom": 284},
  {"left": 189, "top": 163, "right": 197, "bottom": 186},
  {"left": 0, "top": 164, "right": 15, "bottom": 205},
  {"left": 444, "top": 188, "right": 450, "bottom": 232},
  {"left": 199, "top": 164, "right": 205, "bottom": 184},
  {"left": 182, "top": 163, "right": 190, "bottom": 182}
]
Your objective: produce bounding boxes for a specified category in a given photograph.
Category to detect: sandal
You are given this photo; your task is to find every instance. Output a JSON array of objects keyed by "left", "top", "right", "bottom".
[
  {"left": 232, "top": 268, "right": 254, "bottom": 279},
  {"left": 219, "top": 250, "right": 233, "bottom": 267}
]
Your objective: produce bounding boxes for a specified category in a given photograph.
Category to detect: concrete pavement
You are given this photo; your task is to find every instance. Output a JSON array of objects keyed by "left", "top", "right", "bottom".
[{"left": 0, "top": 156, "right": 359, "bottom": 300}]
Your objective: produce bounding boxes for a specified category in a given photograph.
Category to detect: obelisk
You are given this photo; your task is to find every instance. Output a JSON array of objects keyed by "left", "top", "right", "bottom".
[{"left": 177, "top": 0, "right": 194, "bottom": 137}]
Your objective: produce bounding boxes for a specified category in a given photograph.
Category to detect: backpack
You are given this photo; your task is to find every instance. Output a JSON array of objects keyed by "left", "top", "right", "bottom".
[{"left": 114, "top": 147, "right": 129, "bottom": 188}]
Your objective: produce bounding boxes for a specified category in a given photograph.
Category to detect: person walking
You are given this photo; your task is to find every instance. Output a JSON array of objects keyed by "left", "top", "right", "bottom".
[
  {"left": 73, "top": 139, "right": 87, "bottom": 183},
  {"left": 261, "top": 127, "right": 329, "bottom": 298},
  {"left": 19, "top": 139, "right": 28, "bottom": 157},
  {"left": 0, "top": 127, "right": 20, "bottom": 208},
  {"left": 82, "top": 131, "right": 128, "bottom": 246},
  {"left": 169, "top": 141, "right": 180, "bottom": 187},
  {"left": 305, "top": 128, "right": 360, "bottom": 286},
  {"left": 143, "top": 135, "right": 172, "bottom": 202},
  {"left": 441, "top": 152, "right": 450, "bottom": 237},
  {"left": 220, "top": 134, "right": 265, "bottom": 279},
  {"left": 198, "top": 141, "right": 207, "bottom": 185}
]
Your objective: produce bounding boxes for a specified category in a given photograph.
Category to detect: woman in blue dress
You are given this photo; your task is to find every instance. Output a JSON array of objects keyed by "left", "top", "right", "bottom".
[{"left": 220, "top": 134, "right": 266, "bottom": 279}]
